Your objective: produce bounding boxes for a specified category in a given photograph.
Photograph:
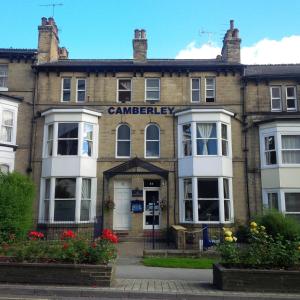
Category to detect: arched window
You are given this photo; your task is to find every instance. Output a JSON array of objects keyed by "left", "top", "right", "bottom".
[
  {"left": 145, "top": 124, "right": 160, "bottom": 158},
  {"left": 0, "top": 164, "right": 9, "bottom": 174},
  {"left": 116, "top": 124, "right": 131, "bottom": 157}
]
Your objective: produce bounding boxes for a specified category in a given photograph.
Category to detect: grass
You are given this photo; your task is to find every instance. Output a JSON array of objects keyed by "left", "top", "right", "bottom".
[{"left": 142, "top": 257, "right": 218, "bottom": 269}]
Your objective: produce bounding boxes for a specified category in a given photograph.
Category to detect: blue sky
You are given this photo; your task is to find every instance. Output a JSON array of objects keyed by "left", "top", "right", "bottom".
[{"left": 2, "top": 0, "right": 300, "bottom": 63}]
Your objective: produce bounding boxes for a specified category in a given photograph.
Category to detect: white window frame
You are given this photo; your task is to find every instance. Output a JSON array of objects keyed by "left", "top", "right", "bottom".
[
  {"left": 76, "top": 78, "right": 86, "bottom": 102},
  {"left": 1, "top": 110, "right": 14, "bottom": 144},
  {"left": 57, "top": 123, "right": 79, "bottom": 156},
  {"left": 191, "top": 78, "right": 201, "bottom": 102},
  {"left": 183, "top": 178, "right": 193, "bottom": 222},
  {"left": 286, "top": 86, "right": 297, "bottom": 112},
  {"left": 182, "top": 123, "right": 192, "bottom": 157},
  {"left": 44, "top": 122, "right": 96, "bottom": 158},
  {"left": 0, "top": 65, "right": 8, "bottom": 91},
  {"left": 270, "top": 86, "right": 282, "bottom": 111},
  {"left": 40, "top": 177, "right": 96, "bottom": 224},
  {"left": 263, "top": 135, "right": 277, "bottom": 166},
  {"left": 117, "top": 78, "right": 132, "bottom": 102},
  {"left": 180, "top": 176, "right": 233, "bottom": 224},
  {"left": 281, "top": 134, "right": 300, "bottom": 165},
  {"left": 61, "top": 78, "right": 71, "bottom": 102},
  {"left": 205, "top": 77, "right": 215, "bottom": 102},
  {"left": 195, "top": 122, "right": 218, "bottom": 156},
  {"left": 116, "top": 123, "right": 131, "bottom": 158},
  {"left": 0, "top": 164, "right": 9, "bottom": 174},
  {"left": 145, "top": 78, "right": 160, "bottom": 101},
  {"left": 144, "top": 123, "right": 160, "bottom": 158},
  {"left": 47, "top": 124, "right": 54, "bottom": 157}
]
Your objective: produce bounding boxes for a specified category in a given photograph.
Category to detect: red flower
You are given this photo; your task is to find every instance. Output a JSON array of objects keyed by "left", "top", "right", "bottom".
[
  {"left": 61, "top": 230, "right": 76, "bottom": 240},
  {"left": 28, "top": 231, "right": 44, "bottom": 240},
  {"left": 101, "top": 228, "right": 118, "bottom": 244},
  {"left": 91, "top": 242, "right": 97, "bottom": 248}
]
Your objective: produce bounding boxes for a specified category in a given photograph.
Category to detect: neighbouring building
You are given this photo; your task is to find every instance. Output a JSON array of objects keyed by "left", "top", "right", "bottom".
[{"left": 0, "top": 17, "right": 299, "bottom": 238}]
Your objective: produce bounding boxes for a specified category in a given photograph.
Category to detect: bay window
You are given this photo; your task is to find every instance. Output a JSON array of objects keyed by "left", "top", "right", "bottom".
[
  {"left": 183, "top": 178, "right": 193, "bottom": 222},
  {"left": 41, "top": 177, "right": 95, "bottom": 223},
  {"left": 281, "top": 135, "right": 300, "bottom": 164},
  {"left": 221, "top": 124, "right": 228, "bottom": 156},
  {"left": 0, "top": 110, "right": 14, "bottom": 143},
  {"left": 196, "top": 123, "right": 217, "bottom": 155},
  {"left": 57, "top": 123, "right": 78, "bottom": 155},
  {"left": 45, "top": 122, "right": 95, "bottom": 157},
  {"left": 181, "top": 177, "right": 232, "bottom": 223},
  {"left": 182, "top": 124, "right": 192, "bottom": 156},
  {"left": 285, "top": 193, "right": 300, "bottom": 222},
  {"left": 264, "top": 135, "right": 277, "bottom": 165},
  {"left": 267, "top": 192, "right": 279, "bottom": 210}
]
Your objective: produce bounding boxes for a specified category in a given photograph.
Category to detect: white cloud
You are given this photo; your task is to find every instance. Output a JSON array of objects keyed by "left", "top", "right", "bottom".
[{"left": 175, "top": 36, "right": 300, "bottom": 64}]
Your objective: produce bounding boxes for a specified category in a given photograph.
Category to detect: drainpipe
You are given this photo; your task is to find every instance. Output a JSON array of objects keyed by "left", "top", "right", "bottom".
[
  {"left": 172, "top": 114, "right": 177, "bottom": 225},
  {"left": 241, "top": 81, "right": 251, "bottom": 221},
  {"left": 27, "top": 68, "right": 38, "bottom": 175}
]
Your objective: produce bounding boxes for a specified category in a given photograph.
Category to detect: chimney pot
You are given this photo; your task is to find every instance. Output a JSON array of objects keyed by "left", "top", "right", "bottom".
[
  {"left": 134, "top": 29, "right": 140, "bottom": 39},
  {"left": 41, "top": 17, "right": 47, "bottom": 26},
  {"left": 141, "top": 29, "right": 146, "bottom": 39},
  {"left": 230, "top": 20, "right": 234, "bottom": 30}
]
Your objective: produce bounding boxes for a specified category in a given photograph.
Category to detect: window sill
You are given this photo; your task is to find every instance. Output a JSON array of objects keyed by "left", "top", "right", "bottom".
[{"left": 0, "top": 87, "right": 8, "bottom": 92}]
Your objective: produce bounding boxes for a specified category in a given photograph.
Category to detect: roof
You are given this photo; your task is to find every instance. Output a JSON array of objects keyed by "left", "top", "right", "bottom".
[
  {"left": 244, "top": 64, "right": 300, "bottom": 79},
  {"left": 0, "top": 93, "right": 23, "bottom": 102},
  {"left": 35, "top": 58, "right": 243, "bottom": 73},
  {"left": 0, "top": 48, "right": 37, "bottom": 60}
]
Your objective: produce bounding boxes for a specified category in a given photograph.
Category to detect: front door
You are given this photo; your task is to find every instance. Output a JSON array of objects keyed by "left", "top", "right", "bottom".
[
  {"left": 143, "top": 189, "right": 160, "bottom": 229},
  {"left": 113, "top": 180, "right": 131, "bottom": 230}
]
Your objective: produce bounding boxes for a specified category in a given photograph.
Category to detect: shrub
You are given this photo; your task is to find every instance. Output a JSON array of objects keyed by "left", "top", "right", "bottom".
[
  {"left": 218, "top": 222, "right": 300, "bottom": 269},
  {"left": 3, "top": 229, "right": 118, "bottom": 265},
  {"left": 256, "top": 211, "right": 300, "bottom": 241},
  {"left": 0, "top": 172, "right": 35, "bottom": 243}
]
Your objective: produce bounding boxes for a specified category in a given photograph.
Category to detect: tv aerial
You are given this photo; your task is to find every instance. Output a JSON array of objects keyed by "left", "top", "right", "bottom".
[{"left": 40, "top": 3, "right": 63, "bottom": 17}]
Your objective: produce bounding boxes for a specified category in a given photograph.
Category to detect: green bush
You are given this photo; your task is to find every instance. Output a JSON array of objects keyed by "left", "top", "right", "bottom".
[
  {"left": 256, "top": 211, "right": 300, "bottom": 241},
  {"left": 218, "top": 222, "right": 300, "bottom": 269},
  {"left": 0, "top": 172, "right": 35, "bottom": 242}
]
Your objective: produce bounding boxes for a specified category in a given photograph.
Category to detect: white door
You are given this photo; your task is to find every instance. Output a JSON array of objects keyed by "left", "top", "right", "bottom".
[{"left": 113, "top": 180, "right": 131, "bottom": 230}]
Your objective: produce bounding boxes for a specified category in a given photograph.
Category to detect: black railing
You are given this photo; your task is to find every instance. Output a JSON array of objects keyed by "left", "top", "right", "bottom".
[
  {"left": 144, "top": 230, "right": 176, "bottom": 250},
  {"left": 35, "top": 216, "right": 103, "bottom": 240}
]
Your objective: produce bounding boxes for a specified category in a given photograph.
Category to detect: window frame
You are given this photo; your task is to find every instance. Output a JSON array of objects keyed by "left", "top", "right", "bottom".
[
  {"left": 190, "top": 78, "right": 201, "bottom": 103},
  {"left": 61, "top": 78, "right": 71, "bottom": 102},
  {"left": 144, "top": 123, "right": 160, "bottom": 158},
  {"left": 145, "top": 78, "right": 160, "bottom": 102},
  {"left": 182, "top": 123, "right": 192, "bottom": 157},
  {"left": 270, "top": 86, "right": 282, "bottom": 112},
  {"left": 116, "top": 123, "right": 131, "bottom": 158},
  {"left": 76, "top": 78, "right": 86, "bottom": 102},
  {"left": 205, "top": 77, "right": 215, "bottom": 102},
  {"left": 264, "top": 135, "right": 277, "bottom": 166},
  {"left": 0, "top": 110, "right": 14, "bottom": 144},
  {"left": 41, "top": 177, "right": 95, "bottom": 224},
  {"left": 196, "top": 122, "right": 218, "bottom": 156},
  {"left": 57, "top": 122, "right": 79, "bottom": 156},
  {"left": 183, "top": 178, "right": 193, "bottom": 222},
  {"left": 0, "top": 65, "right": 8, "bottom": 91},
  {"left": 286, "top": 86, "right": 297, "bottom": 112},
  {"left": 117, "top": 78, "right": 132, "bottom": 103},
  {"left": 281, "top": 134, "right": 300, "bottom": 165}
]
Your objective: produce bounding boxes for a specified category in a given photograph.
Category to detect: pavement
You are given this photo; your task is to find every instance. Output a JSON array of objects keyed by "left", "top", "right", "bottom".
[{"left": 0, "top": 242, "right": 299, "bottom": 299}]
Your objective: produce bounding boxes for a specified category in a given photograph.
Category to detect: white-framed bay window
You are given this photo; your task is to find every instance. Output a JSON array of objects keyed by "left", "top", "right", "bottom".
[
  {"left": 263, "top": 189, "right": 300, "bottom": 222},
  {"left": 39, "top": 177, "right": 96, "bottom": 223},
  {"left": 180, "top": 121, "right": 230, "bottom": 158},
  {"left": 44, "top": 122, "right": 96, "bottom": 158},
  {"left": 180, "top": 176, "right": 233, "bottom": 224}
]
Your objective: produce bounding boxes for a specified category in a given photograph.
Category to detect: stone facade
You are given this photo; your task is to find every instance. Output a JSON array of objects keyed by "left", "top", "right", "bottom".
[{"left": 1, "top": 17, "right": 300, "bottom": 237}]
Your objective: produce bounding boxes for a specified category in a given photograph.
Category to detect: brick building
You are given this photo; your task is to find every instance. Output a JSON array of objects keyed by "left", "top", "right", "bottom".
[{"left": 0, "top": 17, "right": 299, "bottom": 237}]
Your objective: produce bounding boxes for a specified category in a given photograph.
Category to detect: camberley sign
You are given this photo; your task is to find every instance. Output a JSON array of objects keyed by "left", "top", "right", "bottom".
[{"left": 107, "top": 106, "right": 175, "bottom": 115}]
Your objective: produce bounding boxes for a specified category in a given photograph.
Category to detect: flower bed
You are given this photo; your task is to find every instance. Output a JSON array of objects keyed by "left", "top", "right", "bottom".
[
  {"left": 214, "top": 218, "right": 300, "bottom": 292},
  {"left": 0, "top": 228, "right": 118, "bottom": 287}
]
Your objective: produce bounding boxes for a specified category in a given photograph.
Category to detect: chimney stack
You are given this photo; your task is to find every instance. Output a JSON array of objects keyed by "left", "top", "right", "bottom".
[
  {"left": 221, "top": 20, "right": 241, "bottom": 63},
  {"left": 133, "top": 29, "right": 147, "bottom": 62},
  {"left": 37, "top": 17, "right": 68, "bottom": 63}
]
